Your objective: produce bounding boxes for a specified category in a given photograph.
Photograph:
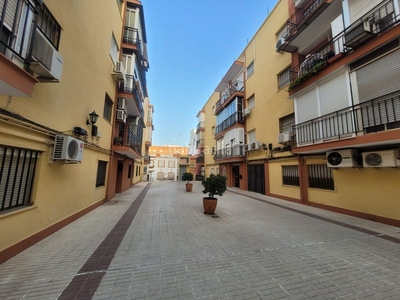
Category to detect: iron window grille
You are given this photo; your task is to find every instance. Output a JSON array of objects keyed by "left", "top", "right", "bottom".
[
  {"left": 308, "top": 164, "right": 334, "bottom": 190},
  {"left": 282, "top": 165, "right": 300, "bottom": 186}
]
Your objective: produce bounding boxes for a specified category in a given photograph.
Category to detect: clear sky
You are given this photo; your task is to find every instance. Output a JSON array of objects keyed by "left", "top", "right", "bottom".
[{"left": 144, "top": 0, "right": 279, "bottom": 146}]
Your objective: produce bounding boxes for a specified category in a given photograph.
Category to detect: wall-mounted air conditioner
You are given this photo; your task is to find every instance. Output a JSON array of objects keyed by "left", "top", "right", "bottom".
[
  {"left": 52, "top": 135, "right": 84, "bottom": 163},
  {"left": 344, "top": 20, "right": 376, "bottom": 48},
  {"left": 116, "top": 109, "right": 127, "bottom": 123},
  {"left": 251, "top": 141, "right": 260, "bottom": 150},
  {"left": 362, "top": 150, "right": 400, "bottom": 168},
  {"left": 117, "top": 97, "right": 127, "bottom": 112},
  {"left": 275, "top": 37, "right": 286, "bottom": 52},
  {"left": 326, "top": 149, "right": 358, "bottom": 168},
  {"left": 30, "top": 28, "right": 63, "bottom": 81},
  {"left": 244, "top": 144, "right": 250, "bottom": 151},
  {"left": 278, "top": 131, "right": 292, "bottom": 144},
  {"left": 113, "top": 61, "right": 126, "bottom": 81},
  {"left": 242, "top": 108, "right": 251, "bottom": 117}
]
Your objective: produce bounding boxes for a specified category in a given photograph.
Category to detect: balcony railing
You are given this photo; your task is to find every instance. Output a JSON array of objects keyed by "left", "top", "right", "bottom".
[
  {"left": 215, "top": 80, "right": 244, "bottom": 113},
  {"left": 287, "top": 0, "right": 399, "bottom": 91},
  {"left": 196, "top": 155, "right": 204, "bottom": 164},
  {"left": 214, "top": 145, "right": 245, "bottom": 160},
  {"left": 294, "top": 94, "right": 400, "bottom": 146},
  {"left": 118, "top": 75, "right": 144, "bottom": 117},
  {"left": 285, "top": 0, "right": 330, "bottom": 42},
  {"left": 196, "top": 121, "right": 205, "bottom": 131},
  {"left": 215, "top": 112, "right": 244, "bottom": 135},
  {"left": 196, "top": 139, "right": 205, "bottom": 149},
  {"left": 114, "top": 123, "right": 142, "bottom": 155},
  {"left": 123, "top": 26, "right": 139, "bottom": 46}
]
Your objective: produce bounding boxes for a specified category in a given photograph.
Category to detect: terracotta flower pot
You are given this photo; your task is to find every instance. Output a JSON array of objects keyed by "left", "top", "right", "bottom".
[
  {"left": 203, "top": 197, "right": 217, "bottom": 215},
  {"left": 185, "top": 183, "right": 193, "bottom": 192}
]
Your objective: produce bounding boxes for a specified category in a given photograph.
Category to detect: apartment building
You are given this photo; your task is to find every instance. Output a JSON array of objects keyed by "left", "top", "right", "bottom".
[
  {"left": 107, "top": 0, "right": 151, "bottom": 198},
  {"left": 278, "top": 0, "right": 400, "bottom": 226},
  {"left": 0, "top": 0, "right": 124, "bottom": 261},
  {"left": 148, "top": 145, "right": 188, "bottom": 181}
]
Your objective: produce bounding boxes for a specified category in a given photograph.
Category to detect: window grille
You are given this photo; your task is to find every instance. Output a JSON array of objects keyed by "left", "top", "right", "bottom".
[
  {"left": 0, "top": 146, "right": 39, "bottom": 213},
  {"left": 279, "top": 113, "right": 295, "bottom": 133},
  {"left": 278, "top": 67, "right": 291, "bottom": 90},
  {"left": 282, "top": 165, "right": 300, "bottom": 186},
  {"left": 36, "top": 4, "right": 61, "bottom": 49},
  {"left": 308, "top": 164, "right": 334, "bottom": 190},
  {"left": 103, "top": 93, "right": 113, "bottom": 122}
]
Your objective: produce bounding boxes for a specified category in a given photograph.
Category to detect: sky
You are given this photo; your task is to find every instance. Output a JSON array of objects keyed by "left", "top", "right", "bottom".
[{"left": 144, "top": 0, "right": 279, "bottom": 146}]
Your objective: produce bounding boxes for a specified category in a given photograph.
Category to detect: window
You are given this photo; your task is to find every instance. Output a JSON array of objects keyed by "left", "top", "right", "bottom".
[
  {"left": 37, "top": 4, "right": 61, "bottom": 49},
  {"left": 168, "top": 160, "right": 175, "bottom": 168},
  {"left": 96, "top": 161, "right": 108, "bottom": 187},
  {"left": 246, "top": 61, "right": 254, "bottom": 78},
  {"left": 247, "top": 129, "right": 256, "bottom": 144},
  {"left": 278, "top": 67, "right": 291, "bottom": 90},
  {"left": 158, "top": 160, "right": 165, "bottom": 167},
  {"left": 0, "top": 146, "right": 39, "bottom": 213},
  {"left": 282, "top": 165, "right": 299, "bottom": 186},
  {"left": 103, "top": 93, "right": 113, "bottom": 122},
  {"left": 110, "top": 33, "right": 119, "bottom": 64},
  {"left": 279, "top": 113, "right": 295, "bottom": 133},
  {"left": 247, "top": 95, "right": 255, "bottom": 110},
  {"left": 308, "top": 164, "right": 334, "bottom": 190}
]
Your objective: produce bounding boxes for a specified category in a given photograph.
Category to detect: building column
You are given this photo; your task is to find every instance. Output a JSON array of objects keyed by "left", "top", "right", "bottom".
[{"left": 298, "top": 155, "right": 309, "bottom": 205}]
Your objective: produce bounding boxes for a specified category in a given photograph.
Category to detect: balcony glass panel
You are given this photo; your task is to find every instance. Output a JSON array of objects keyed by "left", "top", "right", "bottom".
[{"left": 214, "top": 145, "right": 244, "bottom": 160}]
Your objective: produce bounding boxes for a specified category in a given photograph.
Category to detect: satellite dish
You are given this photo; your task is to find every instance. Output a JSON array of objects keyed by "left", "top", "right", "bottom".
[
  {"left": 327, "top": 152, "right": 342, "bottom": 166},
  {"left": 365, "top": 153, "right": 382, "bottom": 167}
]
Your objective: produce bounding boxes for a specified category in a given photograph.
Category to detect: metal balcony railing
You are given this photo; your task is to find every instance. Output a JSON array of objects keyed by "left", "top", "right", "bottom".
[
  {"left": 287, "top": 0, "right": 399, "bottom": 91},
  {"left": 118, "top": 75, "right": 144, "bottom": 117},
  {"left": 196, "top": 121, "right": 205, "bottom": 131},
  {"left": 215, "top": 80, "right": 244, "bottom": 112},
  {"left": 285, "top": 0, "right": 328, "bottom": 41},
  {"left": 196, "top": 155, "right": 204, "bottom": 164},
  {"left": 114, "top": 123, "right": 143, "bottom": 155},
  {"left": 214, "top": 145, "right": 245, "bottom": 160},
  {"left": 215, "top": 112, "right": 244, "bottom": 135},
  {"left": 294, "top": 94, "right": 400, "bottom": 146},
  {"left": 196, "top": 139, "right": 205, "bottom": 149},
  {"left": 123, "top": 26, "right": 139, "bottom": 46}
]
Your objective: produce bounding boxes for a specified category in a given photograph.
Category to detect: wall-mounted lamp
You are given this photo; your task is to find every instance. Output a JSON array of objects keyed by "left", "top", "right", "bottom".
[
  {"left": 86, "top": 110, "right": 99, "bottom": 136},
  {"left": 262, "top": 143, "right": 267, "bottom": 150}
]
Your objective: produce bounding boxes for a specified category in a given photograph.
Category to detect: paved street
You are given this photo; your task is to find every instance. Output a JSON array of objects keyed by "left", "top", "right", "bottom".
[{"left": 1, "top": 181, "right": 400, "bottom": 300}]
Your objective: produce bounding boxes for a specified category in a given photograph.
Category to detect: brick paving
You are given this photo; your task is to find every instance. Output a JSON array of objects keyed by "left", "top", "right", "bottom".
[{"left": 0, "top": 181, "right": 400, "bottom": 300}]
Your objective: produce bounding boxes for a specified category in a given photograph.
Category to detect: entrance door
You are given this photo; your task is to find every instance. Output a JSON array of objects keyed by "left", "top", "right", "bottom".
[
  {"left": 232, "top": 166, "right": 240, "bottom": 187},
  {"left": 116, "top": 161, "right": 123, "bottom": 193},
  {"left": 247, "top": 164, "right": 265, "bottom": 194}
]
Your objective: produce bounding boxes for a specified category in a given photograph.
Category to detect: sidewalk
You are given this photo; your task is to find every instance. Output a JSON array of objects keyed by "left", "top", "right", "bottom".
[{"left": 0, "top": 181, "right": 399, "bottom": 300}]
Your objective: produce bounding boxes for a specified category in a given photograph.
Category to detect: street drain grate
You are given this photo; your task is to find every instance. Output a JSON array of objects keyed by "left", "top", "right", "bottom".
[{"left": 211, "top": 215, "right": 219, "bottom": 218}]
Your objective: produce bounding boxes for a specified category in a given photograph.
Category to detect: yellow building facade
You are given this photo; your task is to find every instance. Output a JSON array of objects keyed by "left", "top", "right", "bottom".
[{"left": 0, "top": 0, "right": 125, "bottom": 262}]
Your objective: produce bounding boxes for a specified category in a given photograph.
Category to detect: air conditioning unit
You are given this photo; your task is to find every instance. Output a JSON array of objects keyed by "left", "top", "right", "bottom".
[
  {"left": 276, "top": 37, "right": 286, "bottom": 52},
  {"left": 30, "top": 28, "right": 63, "bottom": 81},
  {"left": 344, "top": 20, "right": 376, "bottom": 48},
  {"left": 251, "top": 141, "right": 260, "bottom": 150},
  {"left": 326, "top": 149, "right": 358, "bottom": 168},
  {"left": 242, "top": 108, "right": 251, "bottom": 117},
  {"left": 244, "top": 144, "right": 250, "bottom": 151},
  {"left": 52, "top": 135, "right": 84, "bottom": 163},
  {"left": 113, "top": 61, "right": 126, "bottom": 81},
  {"left": 116, "top": 109, "right": 127, "bottom": 123},
  {"left": 278, "top": 131, "right": 292, "bottom": 144},
  {"left": 117, "top": 97, "right": 127, "bottom": 112},
  {"left": 362, "top": 150, "right": 400, "bottom": 168}
]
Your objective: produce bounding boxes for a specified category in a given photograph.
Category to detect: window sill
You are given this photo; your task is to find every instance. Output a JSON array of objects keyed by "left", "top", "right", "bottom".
[{"left": 0, "top": 205, "right": 38, "bottom": 219}]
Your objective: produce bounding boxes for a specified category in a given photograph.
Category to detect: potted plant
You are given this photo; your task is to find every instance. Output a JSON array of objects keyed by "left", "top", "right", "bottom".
[
  {"left": 182, "top": 172, "right": 194, "bottom": 191},
  {"left": 201, "top": 173, "right": 227, "bottom": 214}
]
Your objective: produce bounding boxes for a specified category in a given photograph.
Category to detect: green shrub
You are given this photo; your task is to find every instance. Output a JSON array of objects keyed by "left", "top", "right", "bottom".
[{"left": 201, "top": 174, "right": 227, "bottom": 198}]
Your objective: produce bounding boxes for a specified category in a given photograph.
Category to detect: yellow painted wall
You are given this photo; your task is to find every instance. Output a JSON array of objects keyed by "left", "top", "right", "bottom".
[
  {"left": 0, "top": 0, "right": 123, "bottom": 252},
  {"left": 244, "top": 0, "right": 291, "bottom": 156},
  {"left": 203, "top": 92, "right": 218, "bottom": 169},
  {"left": 306, "top": 157, "right": 400, "bottom": 220},
  {"left": 268, "top": 159, "right": 301, "bottom": 200}
]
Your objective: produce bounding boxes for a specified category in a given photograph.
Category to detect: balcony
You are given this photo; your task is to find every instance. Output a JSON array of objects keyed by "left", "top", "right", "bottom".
[
  {"left": 123, "top": 26, "right": 139, "bottom": 47},
  {"left": 196, "top": 121, "right": 205, "bottom": 133},
  {"left": 118, "top": 75, "right": 144, "bottom": 117},
  {"left": 179, "top": 157, "right": 190, "bottom": 165},
  {"left": 287, "top": 0, "right": 399, "bottom": 92},
  {"left": 0, "top": 1, "right": 41, "bottom": 96},
  {"left": 215, "top": 112, "right": 244, "bottom": 136},
  {"left": 196, "top": 155, "right": 204, "bottom": 164},
  {"left": 215, "top": 80, "right": 244, "bottom": 114},
  {"left": 281, "top": 0, "right": 342, "bottom": 54},
  {"left": 113, "top": 123, "right": 143, "bottom": 159},
  {"left": 294, "top": 94, "right": 400, "bottom": 147},
  {"left": 196, "top": 139, "right": 205, "bottom": 149},
  {"left": 214, "top": 145, "right": 245, "bottom": 160}
]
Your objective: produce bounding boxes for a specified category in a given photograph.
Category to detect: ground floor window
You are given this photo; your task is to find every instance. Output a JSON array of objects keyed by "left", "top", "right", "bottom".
[
  {"left": 282, "top": 165, "right": 299, "bottom": 186},
  {"left": 308, "top": 164, "right": 334, "bottom": 190},
  {"left": 0, "top": 146, "right": 39, "bottom": 213},
  {"left": 96, "top": 161, "right": 108, "bottom": 187}
]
